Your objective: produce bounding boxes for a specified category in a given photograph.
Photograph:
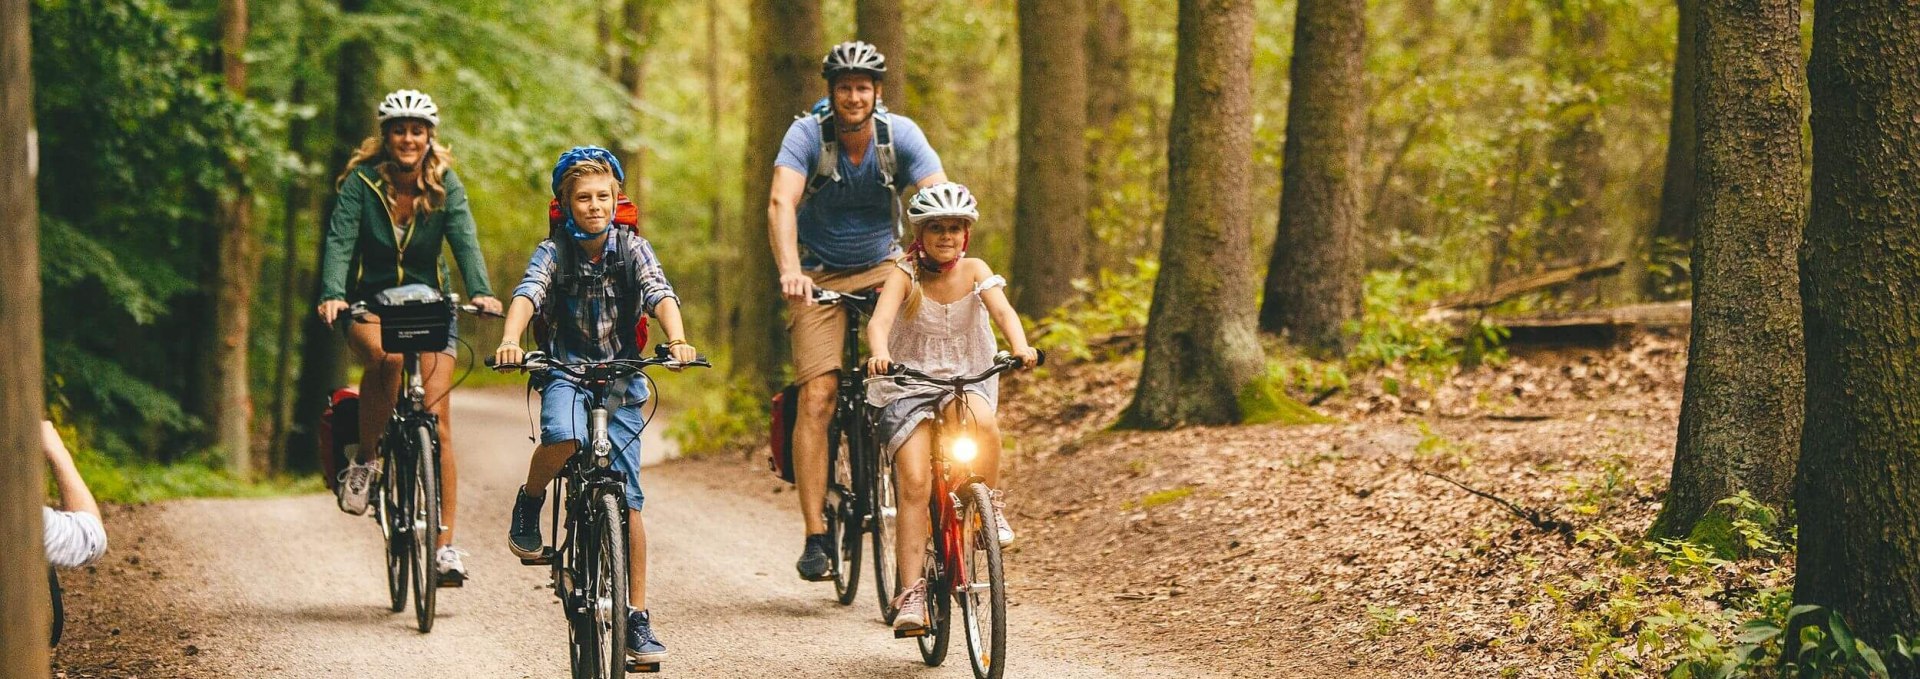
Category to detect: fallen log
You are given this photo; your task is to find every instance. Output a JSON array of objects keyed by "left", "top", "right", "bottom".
[{"left": 1434, "top": 258, "right": 1627, "bottom": 311}]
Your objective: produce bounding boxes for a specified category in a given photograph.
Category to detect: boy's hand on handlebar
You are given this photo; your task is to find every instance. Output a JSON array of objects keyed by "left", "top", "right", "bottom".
[
  {"left": 666, "top": 341, "right": 699, "bottom": 370},
  {"left": 866, "top": 353, "right": 893, "bottom": 376},
  {"left": 316, "top": 300, "right": 349, "bottom": 324},
  {"left": 493, "top": 342, "right": 525, "bottom": 370}
]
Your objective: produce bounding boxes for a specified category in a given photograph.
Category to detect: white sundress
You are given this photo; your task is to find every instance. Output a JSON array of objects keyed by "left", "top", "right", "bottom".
[{"left": 865, "top": 266, "right": 1008, "bottom": 458}]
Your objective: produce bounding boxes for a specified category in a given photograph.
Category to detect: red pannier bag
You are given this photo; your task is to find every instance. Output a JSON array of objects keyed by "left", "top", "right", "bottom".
[
  {"left": 319, "top": 387, "right": 360, "bottom": 491},
  {"left": 768, "top": 384, "right": 800, "bottom": 483}
]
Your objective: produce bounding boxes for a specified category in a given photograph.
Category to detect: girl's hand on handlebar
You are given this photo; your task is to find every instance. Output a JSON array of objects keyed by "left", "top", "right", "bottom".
[
  {"left": 866, "top": 353, "right": 893, "bottom": 376},
  {"left": 1011, "top": 346, "right": 1040, "bottom": 369},
  {"left": 493, "top": 342, "right": 525, "bottom": 370},
  {"left": 316, "top": 299, "right": 349, "bottom": 324},
  {"left": 471, "top": 295, "right": 503, "bottom": 316}
]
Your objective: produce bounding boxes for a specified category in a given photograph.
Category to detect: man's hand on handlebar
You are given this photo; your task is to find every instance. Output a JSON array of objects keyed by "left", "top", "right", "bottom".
[{"left": 781, "top": 271, "right": 817, "bottom": 303}]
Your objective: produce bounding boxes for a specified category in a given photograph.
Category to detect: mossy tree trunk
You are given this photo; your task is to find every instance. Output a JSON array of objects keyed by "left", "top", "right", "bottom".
[
  {"left": 1795, "top": 0, "right": 1920, "bottom": 646},
  {"left": 1118, "top": 0, "right": 1265, "bottom": 429},
  {"left": 1649, "top": 0, "right": 1803, "bottom": 543},
  {"left": 1013, "top": 0, "right": 1089, "bottom": 316},
  {"left": 209, "top": 0, "right": 255, "bottom": 476},
  {"left": 1, "top": 0, "right": 49, "bottom": 672},
  {"left": 1258, "top": 0, "right": 1366, "bottom": 355},
  {"left": 734, "top": 0, "right": 819, "bottom": 395},
  {"left": 611, "top": 0, "right": 651, "bottom": 227},
  {"left": 856, "top": 0, "right": 908, "bottom": 111},
  {"left": 1645, "top": 0, "right": 1699, "bottom": 298}
]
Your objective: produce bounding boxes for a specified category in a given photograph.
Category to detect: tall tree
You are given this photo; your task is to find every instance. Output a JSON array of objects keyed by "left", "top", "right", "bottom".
[
  {"left": 611, "top": 0, "right": 651, "bottom": 227},
  {"left": 1258, "top": 0, "right": 1367, "bottom": 354},
  {"left": 1540, "top": 2, "right": 1611, "bottom": 298},
  {"left": 1649, "top": 0, "right": 1803, "bottom": 541},
  {"left": 1013, "top": 0, "right": 1089, "bottom": 316},
  {"left": 208, "top": 0, "right": 255, "bottom": 475},
  {"left": 1796, "top": 0, "right": 1920, "bottom": 645},
  {"left": 855, "top": 0, "right": 908, "bottom": 111},
  {"left": 735, "top": 0, "right": 820, "bottom": 394},
  {"left": 706, "top": 0, "right": 728, "bottom": 346},
  {"left": 1645, "top": 0, "right": 1699, "bottom": 297},
  {"left": 1, "top": 0, "right": 49, "bottom": 672},
  {"left": 1084, "top": 0, "right": 1131, "bottom": 275},
  {"left": 1118, "top": 0, "right": 1263, "bottom": 428},
  {"left": 269, "top": 41, "right": 317, "bottom": 474},
  {"left": 289, "top": 0, "right": 371, "bottom": 467}
]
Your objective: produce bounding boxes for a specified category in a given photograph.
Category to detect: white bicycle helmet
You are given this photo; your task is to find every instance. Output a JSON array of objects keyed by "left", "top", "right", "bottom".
[
  {"left": 907, "top": 182, "right": 979, "bottom": 225},
  {"left": 822, "top": 41, "right": 887, "bottom": 81},
  {"left": 377, "top": 89, "right": 440, "bottom": 126}
]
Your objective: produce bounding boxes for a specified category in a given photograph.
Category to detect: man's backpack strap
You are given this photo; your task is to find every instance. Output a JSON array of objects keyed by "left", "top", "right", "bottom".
[{"left": 803, "top": 113, "right": 839, "bottom": 203}]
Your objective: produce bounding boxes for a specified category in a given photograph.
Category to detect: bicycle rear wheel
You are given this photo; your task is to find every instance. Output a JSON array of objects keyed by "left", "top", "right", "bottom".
[
  {"left": 959, "top": 482, "right": 1008, "bottom": 679},
  {"left": 570, "top": 489, "right": 629, "bottom": 679},
  {"left": 871, "top": 446, "right": 901, "bottom": 623},
  {"left": 827, "top": 419, "right": 862, "bottom": 605},
  {"left": 379, "top": 451, "right": 408, "bottom": 613},
  {"left": 410, "top": 424, "right": 441, "bottom": 633}
]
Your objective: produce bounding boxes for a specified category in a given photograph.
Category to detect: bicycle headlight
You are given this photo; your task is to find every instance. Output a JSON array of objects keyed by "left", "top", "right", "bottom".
[{"left": 951, "top": 435, "right": 979, "bottom": 463}]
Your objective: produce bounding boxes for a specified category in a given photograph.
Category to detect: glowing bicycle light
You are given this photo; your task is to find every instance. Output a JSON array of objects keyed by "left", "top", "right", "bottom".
[{"left": 951, "top": 436, "right": 979, "bottom": 463}]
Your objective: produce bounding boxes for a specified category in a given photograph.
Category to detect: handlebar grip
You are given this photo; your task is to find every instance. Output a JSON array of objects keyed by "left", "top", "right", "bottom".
[
  {"left": 483, "top": 357, "right": 498, "bottom": 368},
  {"left": 1033, "top": 349, "right": 1047, "bottom": 367}
]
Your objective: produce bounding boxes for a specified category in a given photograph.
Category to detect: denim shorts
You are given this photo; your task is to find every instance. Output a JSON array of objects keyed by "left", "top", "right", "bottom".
[{"left": 538, "top": 378, "right": 649, "bottom": 511}]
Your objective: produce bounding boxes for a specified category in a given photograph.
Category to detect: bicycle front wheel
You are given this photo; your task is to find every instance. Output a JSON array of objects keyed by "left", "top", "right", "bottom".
[
  {"left": 379, "top": 451, "right": 408, "bottom": 613},
  {"left": 410, "top": 424, "right": 441, "bottom": 633},
  {"left": 827, "top": 419, "right": 862, "bottom": 605},
  {"left": 570, "top": 489, "right": 629, "bottom": 679},
  {"left": 870, "top": 446, "right": 901, "bottom": 623},
  {"left": 959, "top": 482, "right": 1008, "bottom": 679}
]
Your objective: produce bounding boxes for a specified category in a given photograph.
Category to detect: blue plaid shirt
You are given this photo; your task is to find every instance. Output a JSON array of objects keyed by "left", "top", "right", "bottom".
[{"left": 512, "top": 230, "right": 679, "bottom": 404}]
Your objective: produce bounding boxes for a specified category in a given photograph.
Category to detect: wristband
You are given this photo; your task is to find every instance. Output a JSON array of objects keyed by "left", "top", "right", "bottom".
[{"left": 500, "top": 340, "right": 520, "bottom": 348}]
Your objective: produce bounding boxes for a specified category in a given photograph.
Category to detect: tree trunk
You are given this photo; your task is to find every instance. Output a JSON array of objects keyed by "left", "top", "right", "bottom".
[
  {"left": 613, "top": 0, "right": 650, "bottom": 228},
  {"left": 1118, "top": 0, "right": 1264, "bottom": 429},
  {"left": 1084, "top": 0, "right": 1131, "bottom": 275},
  {"left": 1013, "top": 0, "right": 1089, "bottom": 316},
  {"left": 1490, "top": 0, "right": 1534, "bottom": 60},
  {"left": 1796, "top": 0, "right": 1920, "bottom": 646},
  {"left": 269, "top": 59, "right": 313, "bottom": 474},
  {"left": 707, "top": 0, "right": 728, "bottom": 346},
  {"left": 1258, "top": 0, "right": 1367, "bottom": 354},
  {"left": 1, "top": 0, "right": 49, "bottom": 672},
  {"left": 1541, "top": 3, "right": 1611, "bottom": 300},
  {"left": 209, "top": 0, "right": 255, "bottom": 476},
  {"left": 1645, "top": 0, "right": 1699, "bottom": 298},
  {"left": 735, "top": 0, "right": 819, "bottom": 394},
  {"left": 1648, "top": 0, "right": 1803, "bottom": 542},
  {"left": 856, "top": 0, "right": 908, "bottom": 111},
  {"left": 289, "top": 0, "right": 370, "bottom": 470}
]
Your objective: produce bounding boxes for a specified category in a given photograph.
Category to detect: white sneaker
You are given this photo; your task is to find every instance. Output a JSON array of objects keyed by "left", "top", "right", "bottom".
[
  {"left": 435, "top": 546, "right": 469, "bottom": 587},
  {"left": 892, "top": 578, "right": 928, "bottom": 630},
  {"left": 989, "top": 488, "right": 1015, "bottom": 547},
  {"left": 335, "top": 461, "right": 379, "bottom": 516}
]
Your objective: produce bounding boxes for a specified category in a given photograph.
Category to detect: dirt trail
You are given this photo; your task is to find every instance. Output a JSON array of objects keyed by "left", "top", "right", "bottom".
[{"left": 56, "top": 389, "right": 1214, "bottom": 678}]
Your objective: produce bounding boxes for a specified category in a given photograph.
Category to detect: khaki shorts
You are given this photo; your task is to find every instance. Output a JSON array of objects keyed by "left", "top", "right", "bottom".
[{"left": 788, "top": 257, "right": 900, "bottom": 384}]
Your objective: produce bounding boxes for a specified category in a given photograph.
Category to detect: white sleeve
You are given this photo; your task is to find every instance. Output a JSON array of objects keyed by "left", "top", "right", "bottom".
[{"left": 43, "top": 506, "right": 108, "bottom": 568}]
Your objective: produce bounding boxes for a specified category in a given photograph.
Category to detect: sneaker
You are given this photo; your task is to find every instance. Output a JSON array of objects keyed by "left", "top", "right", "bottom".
[
  {"left": 627, "top": 609, "right": 668, "bottom": 663},
  {"left": 507, "top": 487, "right": 545, "bottom": 559},
  {"left": 989, "top": 488, "right": 1015, "bottom": 547},
  {"left": 795, "top": 533, "right": 833, "bottom": 581},
  {"left": 892, "top": 579, "right": 928, "bottom": 630},
  {"left": 335, "top": 461, "right": 379, "bottom": 516},
  {"left": 435, "top": 546, "right": 470, "bottom": 587}
]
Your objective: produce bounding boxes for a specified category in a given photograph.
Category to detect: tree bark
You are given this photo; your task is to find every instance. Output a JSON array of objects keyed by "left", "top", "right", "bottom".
[
  {"left": 1646, "top": 0, "right": 1699, "bottom": 298},
  {"left": 1796, "top": 0, "right": 1920, "bottom": 645},
  {"left": 1084, "top": 0, "right": 1131, "bottom": 275},
  {"left": 1118, "top": 0, "right": 1263, "bottom": 429},
  {"left": 1, "top": 0, "right": 49, "bottom": 672},
  {"left": 209, "top": 0, "right": 255, "bottom": 476},
  {"left": 855, "top": 0, "right": 908, "bottom": 111},
  {"left": 1013, "top": 0, "right": 1089, "bottom": 316},
  {"left": 1258, "top": 0, "right": 1367, "bottom": 354},
  {"left": 613, "top": 0, "right": 649, "bottom": 228},
  {"left": 706, "top": 0, "right": 728, "bottom": 346},
  {"left": 269, "top": 57, "right": 313, "bottom": 474},
  {"left": 1541, "top": 3, "right": 1611, "bottom": 300},
  {"left": 1648, "top": 0, "right": 1802, "bottom": 541},
  {"left": 289, "top": 0, "right": 369, "bottom": 469},
  {"left": 735, "top": 0, "right": 819, "bottom": 394}
]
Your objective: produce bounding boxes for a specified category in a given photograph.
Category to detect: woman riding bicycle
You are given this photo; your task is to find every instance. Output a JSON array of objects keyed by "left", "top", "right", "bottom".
[
  {"left": 863, "top": 183, "right": 1038, "bottom": 631},
  {"left": 315, "top": 89, "right": 501, "bottom": 586}
]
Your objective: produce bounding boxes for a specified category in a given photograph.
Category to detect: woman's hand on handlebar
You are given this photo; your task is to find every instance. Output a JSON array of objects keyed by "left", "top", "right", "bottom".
[
  {"left": 866, "top": 352, "right": 894, "bottom": 376},
  {"left": 493, "top": 341, "right": 526, "bottom": 371},
  {"left": 470, "top": 295, "right": 504, "bottom": 316},
  {"left": 316, "top": 299, "right": 349, "bottom": 325}
]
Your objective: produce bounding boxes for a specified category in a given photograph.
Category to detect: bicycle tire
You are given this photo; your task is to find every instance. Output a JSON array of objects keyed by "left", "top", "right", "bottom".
[
  {"left": 571, "top": 490, "right": 629, "bottom": 679},
  {"left": 828, "top": 419, "right": 862, "bottom": 605},
  {"left": 959, "top": 482, "right": 1008, "bottom": 679},
  {"left": 410, "top": 423, "right": 441, "bottom": 633},
  {"left": 918, "top": 502, "right": 953, "bottom": 667},
  {"left": 379, "top": 452, "right": 408, "bottom": 613},
  {"left": 871, "top": 446, "right": 901, "bottom": 623}
]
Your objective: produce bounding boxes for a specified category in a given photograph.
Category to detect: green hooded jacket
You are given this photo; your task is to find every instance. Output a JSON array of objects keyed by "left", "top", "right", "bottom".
[{"left": 319, "top": 164, "right": 493, "bottom": 302}]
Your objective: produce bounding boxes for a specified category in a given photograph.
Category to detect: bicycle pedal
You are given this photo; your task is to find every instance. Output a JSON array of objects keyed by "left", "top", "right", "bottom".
[
  {"left": 893, "top": 627, "right": 928, "bottom": 639},
  {"left": 626, "top": 660, "right": 662, "bottom": 673},
  {"left": 518, "top": 548, "right": 555, "bottom": 566}
]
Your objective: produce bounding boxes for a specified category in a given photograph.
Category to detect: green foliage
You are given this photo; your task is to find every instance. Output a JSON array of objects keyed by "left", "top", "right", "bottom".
[
  {"left": 48, "top": 417, "right": 320, "bottom": 504},
  {"left": 1127, "top": 486, "right": 1193, "bottom": 510},
  {"left": 668, "top": 372, "right": 772, "bottom": 460},
  {"left": 1032, "top": 258, "right": 1158, "bottom": 362}
]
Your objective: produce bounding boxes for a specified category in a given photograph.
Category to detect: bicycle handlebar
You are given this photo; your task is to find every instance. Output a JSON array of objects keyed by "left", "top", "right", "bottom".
[
  {"left": 485, "top": 347, "right": 713, "bottom": 378},
  {"left": 332, "top": 294, "right": 503, "bottom": 328},
  {"left": 883, "top": 349, "right": 1046, "bottom": 387},
  {"left": 810, "top": 288, "right": 872, "bottom": 306}
]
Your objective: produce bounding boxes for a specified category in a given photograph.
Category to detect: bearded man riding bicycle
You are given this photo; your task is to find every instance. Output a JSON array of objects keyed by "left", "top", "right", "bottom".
[{"left": 768, "top": 40, "right": 950, "bottom": 582}]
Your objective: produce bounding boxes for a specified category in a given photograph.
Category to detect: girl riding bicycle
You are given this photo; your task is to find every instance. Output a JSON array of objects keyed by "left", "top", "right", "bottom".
[
  {"left": 863, "top": 182, "right": 1038, "bottom": 631},
  {"left": 315, "top": 89, "right": 500, "bottom": 585},
  {"left": 493, "top": 146, "right": 697, "bottom": 665}
]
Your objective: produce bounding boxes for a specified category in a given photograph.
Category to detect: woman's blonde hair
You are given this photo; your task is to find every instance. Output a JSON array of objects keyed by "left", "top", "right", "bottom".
[{"left": 333, "top": 125, "right": 454, "bottom": 224}]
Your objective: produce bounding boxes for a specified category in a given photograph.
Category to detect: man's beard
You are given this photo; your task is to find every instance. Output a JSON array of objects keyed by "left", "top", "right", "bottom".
[{"left": 835, "top": 107, "right": 872, "bottom": 134}]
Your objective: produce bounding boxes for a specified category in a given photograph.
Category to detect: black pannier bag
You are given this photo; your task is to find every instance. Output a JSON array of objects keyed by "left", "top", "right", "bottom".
[{"left": 371, "top": 284, "right": 452, "bottom": 354}]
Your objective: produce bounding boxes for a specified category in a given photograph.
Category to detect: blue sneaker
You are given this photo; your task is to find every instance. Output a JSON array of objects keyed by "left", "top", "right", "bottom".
[
  {"left": 627, "top": 609, "right": 667, "bottom": 663},
  {"left": 507, "top": 487, "right": 545, "bottom": 559}
]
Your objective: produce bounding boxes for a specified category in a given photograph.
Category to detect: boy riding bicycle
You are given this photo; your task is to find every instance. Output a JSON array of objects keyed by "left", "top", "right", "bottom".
[{"left": 493, "top": 146, "right": 699, "bottom": 664}]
